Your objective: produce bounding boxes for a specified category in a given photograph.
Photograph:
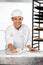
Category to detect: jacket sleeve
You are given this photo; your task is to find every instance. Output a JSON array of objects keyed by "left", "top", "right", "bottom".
[
  {"left": 26, "top": 28, "right": 32, "bottom": 47},
  {"left": 5, "top": 27, "right": 14, "bottom": 48}
]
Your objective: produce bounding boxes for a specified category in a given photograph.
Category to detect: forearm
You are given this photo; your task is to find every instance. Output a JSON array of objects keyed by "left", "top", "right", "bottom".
[{"left": 26, "top": 44, "right": 32, "bottom": 50}]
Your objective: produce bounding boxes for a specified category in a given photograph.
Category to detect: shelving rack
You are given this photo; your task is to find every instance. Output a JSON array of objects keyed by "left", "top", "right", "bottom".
[{"left": 32, "top": 0, "right": 43, "bottom": 50}]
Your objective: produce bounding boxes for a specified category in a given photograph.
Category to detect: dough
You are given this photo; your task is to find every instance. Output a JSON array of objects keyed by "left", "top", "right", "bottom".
[{"left": 16, "top": 48, "right": 22, "bottom": 53}]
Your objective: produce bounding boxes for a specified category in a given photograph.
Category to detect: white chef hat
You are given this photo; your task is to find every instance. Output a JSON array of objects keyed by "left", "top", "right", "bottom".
[{"left": 11, "top": 9, "right": 23, "bottom": 18}]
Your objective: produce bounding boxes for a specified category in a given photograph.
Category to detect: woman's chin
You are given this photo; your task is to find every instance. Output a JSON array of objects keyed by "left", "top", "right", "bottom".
[{"left": 16, "top": 25, "right": 21, "bottom": 29}]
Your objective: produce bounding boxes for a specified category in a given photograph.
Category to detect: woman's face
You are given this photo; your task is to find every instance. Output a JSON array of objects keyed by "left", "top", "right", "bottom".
[{"left": 12, "top": 16, "right": 23, "bottom": 29}]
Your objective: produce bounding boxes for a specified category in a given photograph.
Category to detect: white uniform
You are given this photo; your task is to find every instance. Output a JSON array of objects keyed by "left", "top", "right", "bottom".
[{"left": 5, "top": 24, "right": 31, "bottom": 50}]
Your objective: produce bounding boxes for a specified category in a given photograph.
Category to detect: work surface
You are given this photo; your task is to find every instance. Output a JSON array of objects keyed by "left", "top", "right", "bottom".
[
  {"left": 0, "top": 50, "right": 43, "bottom": 64},
  {"left": 0, "top": 50, "right": 43, "bottom": 57}
]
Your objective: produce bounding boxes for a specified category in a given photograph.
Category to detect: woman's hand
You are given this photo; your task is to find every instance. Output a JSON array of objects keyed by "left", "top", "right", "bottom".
[
  {"left": 29, "top": 48, "right": 37, "bottom": 52},
  {"left": 8, "top": 43, "right": 17, "bottom": 53},
  {"left": 11, "top": 48, "right": 22, "bottom": 53},
  {"left": 27, "top": 44, "right": 37, "bottom": 52},
  {"left": 16, "top": 48, "right": 22, "bottom": 53},
  {"left": 11, "top": 49, "right": 17, "bottom": 53}
]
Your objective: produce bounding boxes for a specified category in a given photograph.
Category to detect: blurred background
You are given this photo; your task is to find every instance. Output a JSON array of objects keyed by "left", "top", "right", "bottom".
[{"left": 0, "top": 0, "right": 32, "bottom": 2}]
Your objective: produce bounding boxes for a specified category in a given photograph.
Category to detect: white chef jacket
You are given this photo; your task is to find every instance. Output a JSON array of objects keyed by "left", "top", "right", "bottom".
[{"left": 5, "top": 24, "right": 31, "bottom": 50}]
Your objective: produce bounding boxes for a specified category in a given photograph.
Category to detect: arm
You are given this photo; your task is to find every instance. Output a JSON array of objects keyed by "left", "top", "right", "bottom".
[
  {"left": 5, "top": 27, "right": 17, "bottom": 53},
  {"left": 26, "top": 29, "right": 37, "bottom": 51}
]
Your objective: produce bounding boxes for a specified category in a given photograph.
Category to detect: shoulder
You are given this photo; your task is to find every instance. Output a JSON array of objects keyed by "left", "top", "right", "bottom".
[
  {"left": 22, "top": 24, "right": 30, "bottom": 31},
  {"left": 6, "top": 25, "right": 13, "bottom": 30},
  {"left": 5, "top": 25, "right": 13, "bottom": 33}
]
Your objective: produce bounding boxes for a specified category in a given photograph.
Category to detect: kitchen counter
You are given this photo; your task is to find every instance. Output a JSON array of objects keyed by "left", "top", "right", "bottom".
[{"left": 0, "top": 50, "right": 43, "bottom": 64}]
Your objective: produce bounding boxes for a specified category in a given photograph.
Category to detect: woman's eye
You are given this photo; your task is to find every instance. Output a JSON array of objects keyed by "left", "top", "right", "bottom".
[
  {"left": 19, "top": 18, "right": 22, "bottom": 20},
  {"left": 14, "top": 18, "right": 17, "bottom": 20}
]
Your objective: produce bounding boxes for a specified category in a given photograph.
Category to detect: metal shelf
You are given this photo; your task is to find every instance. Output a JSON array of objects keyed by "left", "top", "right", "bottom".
[
  {"left": 34, "top": 18, "right": 43, "bottom": 20},
  {"left": 34, "top": 14, "right": 43, "bottom": 18},
  {"left": 33, "top": 38, "right": 43, "bottom": 41},
  {"left": 35, "top": 6, "right": 43, "bottom": 10},
  {"left": 34, "top": 27, "right": 43, "bottom": 31},
  {"left": 33, "top": 22, "right": 43, "bottom": 24},
  {"left": 32, "top": 0, "right": 43, "bottom": 50}
]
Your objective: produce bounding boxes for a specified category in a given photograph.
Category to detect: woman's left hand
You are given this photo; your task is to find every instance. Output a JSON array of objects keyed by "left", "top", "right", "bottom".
[{"left": 30, "top": 48, "right": 38, "bottom": 52}]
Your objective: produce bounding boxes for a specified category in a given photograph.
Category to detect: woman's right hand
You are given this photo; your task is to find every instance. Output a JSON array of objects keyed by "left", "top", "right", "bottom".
[{"left": 11, "top": 49, "right": 17, "bottom": 53}]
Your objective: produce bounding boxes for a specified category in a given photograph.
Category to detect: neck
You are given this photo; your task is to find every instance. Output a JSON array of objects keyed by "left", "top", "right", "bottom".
[{"left": 13, "top": 25, "right": 21, "bottom": 30}]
